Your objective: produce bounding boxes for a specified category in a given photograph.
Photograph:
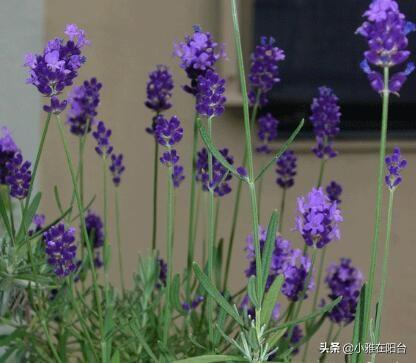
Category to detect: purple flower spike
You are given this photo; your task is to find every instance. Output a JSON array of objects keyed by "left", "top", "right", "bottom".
[
  {"left": 326, "top": 181, "right": 343, "bottom": 204},
  {"left": 325, "top": 258, "right": 363, "bottom": 325},
  {"left": 154, "top": 115, "right": 183, "bottom": 147},
  {"left": 109, "top": 153, "right": 125, "bottom": 187},
  {"left": 43, "top": 96, "right": 67, "bottom": 114},
  {"left": 67, "top": 77, "right": 102, "bottom": 136},
  {"left": 174, "top": 25, "right": 225, "bottom": 95},
  {"left": 196, "top": 147, "right": 234, "bottom": 197},
  {"left": 5, "top": 153, "right": 32, "bottom": 200},
  {"left": 44, "top": 223, "right": 77, "bottom": 277},
  {"left": 93, "top": 121, "right": 113, "bottom": 158},
  {"left": 256, "top": 113, "right": 279, "bottom": 154},
  {"left": 182, "top": 295, "right": 204, "bottom": 312},
  {"left": 283, "top": 325, "right": 303, "bottom": 355},
  {"left": 157, "top": 257, "right": 167, "bottom": 288},
  {"left": 237, "top": 166, "right": 248, "bottom": 179},
  {"left": 28, "top": 214, "right": 46, "bottom": 236},
  {"left": 275, "top": 149, "right": 297, "bottom": 189},
  {"left": 160, "top": 149, "right": 180, "bottom": 167},
  {"left": 0, "top": 127, "right": 20, "bottom": 185},
  {"left": 357, "top": 0, "right": 415, "bottom": 94},
  {"left": 196, "top": 69, "right": 226, "bottom": 117},
  {"left": 295, "top": 188, "right": 343, "bottom": 249},
  {"left": 24, "top": 24, "right": 89, "bottom": 110},
  {"left": 385, "top": 147, "right": 407, "bottom": 189},
  {"left": 310, "top": 87, "right": 341, "bottom": 159},
  {"left": 172, "top": 164, "right": 185, "bottom": 188},
  {"left": 248, "top": 36, "right": 285, "bottom": 106},
  {"left": 145, "top": 65, "right": 174, "bottom": 113},
  {"left": 85, "top": 210, "right": 104, "bottom": 249}
]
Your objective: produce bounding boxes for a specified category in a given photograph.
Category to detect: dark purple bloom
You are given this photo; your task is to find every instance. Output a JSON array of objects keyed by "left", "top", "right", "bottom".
[
  {"left": 256, "top": 113, "right": 279, "bottom": 154},
  {"left": 248, "top": 36, "right": 285, "bottom": 106},
  {"left": 295, "top": 188, "right": 343, "bottom": 249},
  {"left": 173, "top": 25, "right": 225, "bottom": 95},
  {"left": 109, "top": 153, "right": 125, "bottom": 187},
  {"left": 385, "top": 147, "right": 407, "bottom": 189},
  {"left": 67, "top": 77, "right": 102, "bottom": 136},
  {"left": 44, "top": 223, "right": 77, "bottom": 277},
  {"left": 43, "top": 96, "right": 67, "bottom": 114},
  {"left": 283, "top": 325, "right": 303, "bottom": 355},
  {"left": 157, "top": 257, "right": 167, "bottom": 288},
  {"left": 310, "top": 87, "right": 341, "bottom": 159},
  {"left": 85, "top": 210, "right": 104, "bottom": 249},
  {"left": 145, "top": 65, "right": 174, "bottom": 113},
  {"left": 172, "top": 164, "right": 185, "bottom": 188},
  {"left": 195, "top": 69, "right": 226, "bottom": 117},
  {"left": 357, "top": 0, "right": 415, "bottom": 94},
  {"left": 160, "top": 149, "right": 180, "bottom": 167},
  {"left": 326, "top": 181, "right": 343, "bottom": 204},
  {"left": 28, "top": 214, "right": 46, "bottom": 237},
  {"left": 237, "top": 166, "right": 248, "bottom": 179},
  {"left": 5, "top": 153, "right": 32, "bottom": 200},
  {"left": 93, "top": 121, "right": 113, "bottom": 157},
  {"left": 182, "top": 295, "right": 204, "bottom": 312},
  {"left": 0, "top": 128, "right": 20, "bottom": 185},
  {"left": 24, "top": 24, "right": 89, "bottom": 109},
  {"left": 154, "top": 115, "right": 183, "bottom": 147},
  {"left": 275, "top": 149, "right": 297, "bottom": 189},
  {"left": 325, "top": 258, "right": 363, "bottom": 325},
  {"left": 196, "top": 147, "right": 234, "bottom": 197}
]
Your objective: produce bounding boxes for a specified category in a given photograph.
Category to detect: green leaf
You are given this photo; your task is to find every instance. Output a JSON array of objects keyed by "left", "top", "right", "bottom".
[
  {"left": 173, "top": 355, "right": 247, "bottom": 363},
  {"left": 214, "top": 239, "right": 224, "bottom": 289},
  {"left": 171, "top": 274, "right": 184, "bottom": 313},
  {"left": 255, "top": 119, "right": 304, "bottom": 182},
  {"left": 0, "top": 191, "right": 12, "bottom": 238},
  {"left": 193, "top": 262, "right": 244, "bottom": 326},
  {"left": 351, "top": 283, "right": 367, "bottom": 363},
  {"left": 16, "top": 192, "right": 41, "bottom": 242},
  {"left": 0, "top": 327, "right": 26, "bottom": 347},
  {"left": 247, "top": 276, "right": 259, "bottom": 308},
  {"left": 110, "top": 351, "right": 120, "bottom": 363},
  {"left": 261, "top": 275, "right": 284, "bottom": 327},
  {"left": 198, "top": 121, "right": 243, "bottom": 181},
  {"left": 261, "top": 210, "right": 279, "bottom": 295}
]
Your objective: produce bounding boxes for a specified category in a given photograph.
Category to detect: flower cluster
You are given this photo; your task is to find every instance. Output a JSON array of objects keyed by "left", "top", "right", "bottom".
[
  {"left": 24, "top": 24, "right": 90, "bottom": 111},
  {"left": 67, "top": 77, "right": 102, "bottom": 136},
  {"left": 196, "top": 147, "right": 234, "bottom": 197},
  {"left": 93, "top": 121, "right": 113, "bottom": 157},
  {"left": 357, "top": 0, "right": 415, "bottom": 94},
  {"left": 248, "top": 36, "right": 285, "bottom": 106},
  {"left": 5, "top": 153, "right": 32, "bottom": 200},
  {"left": 157, "top": 257, "right": 167, "bottom": 288},
  {"left": 326, "top": 181, "right": 343, "bottom": 204},
  {"left": 245, "top": 226, "right": 314, "bottom": 301},
  {"left": 256, "top": 113, "right": 279, "bottom": 154},
  {"left": 174, "top": 25, "right": 225, "bottom": 95},
  {"left": 85, "top": 210, "right": 105, "bottom": 267},
  {"left": 28, "top": 214, "right": 46, "bottom": 237},
  {"left": 295, "top": 188, "right": 343, "bottom": 249},
  {"left": 283, "top": 325, "right": 303, "bottom": 355},
  {"left": 145, "top": 65, "right": 174, "bottom": 113},
  {"left": 196, "top": 70, "right": 226, "bottom": 118},
  {"left": 385, "top": 147, "right": 407, "bottom": 189},
  {"left": 325, "top": 258, "right": 363, "bottom": 325},
  {"left": 110, "top": 153, "right": 125, "bottom": 187},
  {"left": 182, "top": 295, "right": 204, "bottom": 312},
  {"left": 275, "top": 150, "right": 297, "bottom": 189},
  {"left": 44, "top": 223, "right": 77, "bottom": 277},
  {"left": 310, "top": 87, "right": 341, "bottom": 159},
  {"left": 0, "top": 127, "right": 20, "bottom": 185}
]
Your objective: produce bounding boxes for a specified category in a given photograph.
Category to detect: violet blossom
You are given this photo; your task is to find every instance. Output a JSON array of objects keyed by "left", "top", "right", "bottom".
[
  {"left": 385, "top": 147, "right": 407, "bottom": 189},
  {"left": 275, "top": 149, "right": 297, "bottom": 189},
  {"left": 256, "top": 113, "right": 279, "bottom": 154},
  {"left": 195, "top": 69, "right": 226, "bottom": 118}
]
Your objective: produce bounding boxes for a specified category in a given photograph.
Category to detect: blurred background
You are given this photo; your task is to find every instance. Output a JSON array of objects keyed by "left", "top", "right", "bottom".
[{"left": 1, "top": 1, "right": 415, "bottom": 361}]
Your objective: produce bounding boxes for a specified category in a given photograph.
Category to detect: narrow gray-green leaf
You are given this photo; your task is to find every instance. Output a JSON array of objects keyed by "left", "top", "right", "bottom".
[
  {"left": 261, "top": 274, "right": 284, "bottom": 327},
  {"left": 247, "top": 276, "right": 259, "bottom": 308},
  {"left": 261, "top": 210, "right": 279, "bottom": 295},
  {"left": 173, "top": 355, "right": 247, "bottom": 363},
  {"left": 171, "top": 274, "right": 184, "bottom": 313}
]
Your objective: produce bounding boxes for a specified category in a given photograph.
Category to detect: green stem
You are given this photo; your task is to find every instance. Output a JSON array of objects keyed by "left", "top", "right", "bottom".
[
  {"left": 152, "top": 139, "right": 159, "bottom": 250},
  {"left": 317, "top": 158, "right": 326, "bottom": 188},
  {"left": 41, "top": 320, "right": 62, "bottom": 363},
  {"left": 55, "top": 116, "right": 104, "bottom": 343},
  {"left": 8, "top": 194, "right": 16, "bottom": 241},
  {"left": 374, "top": 189, "right": 394, "bottom": 341},
  {"left": 102, "top": 159, "right": 110, "bottom": 296},
  {"left": 186, "top": 112, "right": 199, "bottom": 302},
  {"left": 213, "top": 198, "right": 220, "bottom": 248},
  {"left": 278, "top": 188, "right": 287, "bottom": 233},
  {"left": 361, "top": 67, "right": 390, "bottom": 357},
  {"left": 257, "top": 167, "right": 264, "bottom": 223},
  {"left": 115, "top": 188, "right": 126, "bottom": 295}
]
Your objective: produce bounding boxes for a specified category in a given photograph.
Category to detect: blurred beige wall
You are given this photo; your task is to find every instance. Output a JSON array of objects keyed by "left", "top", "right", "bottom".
[{"left": 41, "top": 1, "right": 416, "bottom": 361}]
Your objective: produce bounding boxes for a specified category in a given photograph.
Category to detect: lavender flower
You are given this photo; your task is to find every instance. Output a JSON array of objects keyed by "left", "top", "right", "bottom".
[
  {"left": 310, "top": 87, "right": 341, "bottom": 159},
  {"left": 196, "top": 147, "right": 234, "bottom": 197},
  {"left": 145, "top": 65, "right": 174, "bottom": 113},
  {"left": 172, "top": 164, "right": 185, "bottom": 188},
  {"left": 325, "top": 258, "right": 363, "bottom": 325},
  {"left": 93, "top": 121, "right": 113, "bottom": 157},
  {"left": 24, "top": 24, "right": 89, "bottom": 109},
  {"left": 85, "top": 211, "right": 104, "bottom": 249},
  {"left": 275, "top": 149, "right": 297, "bottom": 189},
  {"left": 44, "top": 223, "right": 77, "bottom": 277},
  {"left": 5, "top": 153, "right": 32, "bottom": 200},
  {"left": 160, "top": 150, "right": 180, "bottom": 167},
  {"left": 295, "top": 188, "right": 343, "bottom": 249},
  {"left": 43, "top": 96, "right": 67, "bottom": 114},
  {"left": 283, "top": 325, "right": 303, "bottom": 355},
  {"left": 67, "top": 77, "right": 102, "bottom": 136},
  {"left": 357, "top": 0, "right": 415, "bottom": 94},
  {"left": 109, "top": 153, "right": 125, "bottom": 187},
  {"left": 195, "top": 69, "right": 226, "bottom": 117},
  {"left": 28, "top": 214, "right": 46, "bottom": 236},
  {"left": 0, "top": 127, "right": 20, "bottom": 185},
  {"left": 173, "top": 25, "right": 225, "bottom": 95},
  {"left": 248, "top": 36, "right": 285, "bottom": 106},
  {"left": 385, "top": 147, "right": 407, "bottom": 189},
  {"left": 154, "top": 115, "right": 183, "bottom": 147},
  {"left": 256, "top": 113, "right": 279, "bottom": 154},
  {"left": 182, "top": 295, "right": 204, "bottom": 312},
  {"left": 326, "top": 181, "right": 343, "bottom": 204},
  {"left": 157, "top": 257, "right": 167, "bottom": 288}
]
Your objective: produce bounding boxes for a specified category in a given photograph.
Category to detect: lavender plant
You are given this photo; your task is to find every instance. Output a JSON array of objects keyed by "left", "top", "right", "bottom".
[{"left": 0, "top": 1, "right": 412, "bottom": 362}]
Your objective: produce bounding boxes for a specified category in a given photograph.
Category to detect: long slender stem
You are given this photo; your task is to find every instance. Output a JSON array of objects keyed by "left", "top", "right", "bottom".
[
  {"left": 186, "top": 112, "right": 200, "bottom": 302},
  {"left": 41, "top": 320, "right": 62, "bottom": 363},
  {"left": 361, "top": 67, "right": 390, "bottom": 355},
  {"left": 213, "top": 197, "right": 221, "bottom": 249},
  {"left": 152, "top": 139, "right": 159, "bottom": 250},
  {"left": 374, "top": 189, "right": 394, "bottom": 341},
  {"left": 115, "top": 188, "right": 126, "bottom": 294},
  {"left": 278, "top": 188, "right": 287, "bottom": 233},
  {"left": 317, "top": 158, "right": 326, "bottom": 188},
  {"left": 102, "top": 159, "right": 110, "bottom": 296}
]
